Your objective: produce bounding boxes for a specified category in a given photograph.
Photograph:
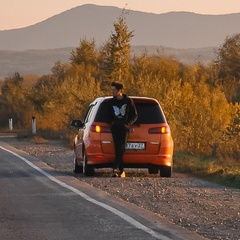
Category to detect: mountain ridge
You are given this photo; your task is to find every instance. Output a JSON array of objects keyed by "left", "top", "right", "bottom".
[
  {"left": 0, "top": 4, "right": 239, "bottom": 79},
  {"left": 0, "top": 4, "right": 240, "bottom": 50}
]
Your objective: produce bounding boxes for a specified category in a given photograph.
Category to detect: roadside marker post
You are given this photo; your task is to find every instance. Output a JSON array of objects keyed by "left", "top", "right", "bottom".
[
  {"left": 32, "top": 116, "right": 37, "bottom": 134},
  {"left": 9, "top": 118, "right": 13, "bottom": 131}
]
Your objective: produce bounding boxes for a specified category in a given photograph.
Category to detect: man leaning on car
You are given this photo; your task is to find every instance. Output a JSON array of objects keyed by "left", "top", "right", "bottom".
[{"left": 108, "top": 82, "right": 138, "bottom": 178}]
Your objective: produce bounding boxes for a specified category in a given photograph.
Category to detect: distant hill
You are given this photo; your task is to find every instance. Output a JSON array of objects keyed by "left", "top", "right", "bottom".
[
  {"left": 0, "top": 48, "right": 73, "bottom": 79},
  {"left": 0, "top": 4, "right": 240, "bottom": 50},
  {"left": 0, "top": 46, "right": 217, "bottom": 79}
]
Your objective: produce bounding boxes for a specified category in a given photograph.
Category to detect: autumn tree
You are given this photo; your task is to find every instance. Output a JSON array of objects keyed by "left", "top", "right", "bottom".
[
  {"left": 70, "top": 38, "right": 100, "bottom": 81},
  {"left": 131, "top": 53, "right": 181, "bottom": 97},
  {"left": 27, "top": 73, "right": 68, "bottom": 130},
  {"left": 227, "top": 107, "right": 240, "bottom": 138},
  {"left": 99, "top": 11, "right": 133, "bottom": 86},
  {"left": 0, "top": 73, "right": 26, "bottom": 128},
  {"left": 217, "top": 34, "right": 240, "bottom": 80},
  {"left": 51, "top": 61, "right": 69, "bottom": 82},
  {"left": 70, "top": 38, "right": 98, "bottom": 67},
  {"left": 220, "top": 105, "right": 240, "bottom": 159},
  {"left": 59, "top": 70, "right": 102, "bottom": 121},
  {"left": 216, "top": 33, "right": 240, "bottom": 102}
]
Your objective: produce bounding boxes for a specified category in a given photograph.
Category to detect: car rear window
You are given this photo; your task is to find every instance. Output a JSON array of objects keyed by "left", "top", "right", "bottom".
[
  {"left": 94, "top": 99, "right": 166, "bottom": 124},
  {"left": 134, "top": 102, "right": 166, "bottom": 124},
  {"left": 94, "top": 101, "right": 112, "bottom": 123}
]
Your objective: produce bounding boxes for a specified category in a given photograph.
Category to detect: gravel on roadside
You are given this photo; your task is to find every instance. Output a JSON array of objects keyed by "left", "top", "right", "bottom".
[{"left": 2, "top": 137, "right": 240, "bottom": 240}]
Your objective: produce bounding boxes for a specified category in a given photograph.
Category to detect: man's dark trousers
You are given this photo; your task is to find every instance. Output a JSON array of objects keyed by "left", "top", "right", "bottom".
[{"left": 111, "top": 124, "right": 128, "bottom": 172}]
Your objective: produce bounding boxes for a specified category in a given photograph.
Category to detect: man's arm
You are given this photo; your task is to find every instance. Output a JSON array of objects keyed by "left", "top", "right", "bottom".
[{"left": 127, "top": 98, "right": 138, "bottom": 126}]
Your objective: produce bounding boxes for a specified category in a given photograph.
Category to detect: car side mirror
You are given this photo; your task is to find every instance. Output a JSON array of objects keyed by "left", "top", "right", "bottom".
[{"left": 71, "top": 120, "right": 84, "bottom": 128}]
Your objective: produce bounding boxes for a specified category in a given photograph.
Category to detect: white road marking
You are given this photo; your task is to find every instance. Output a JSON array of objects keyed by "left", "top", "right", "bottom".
[
  {"left": 0, "top": 145, "right": 172, "bottom": 240},
  {"left": 0, "top": 135, "right": 16, "bottom": 138}
]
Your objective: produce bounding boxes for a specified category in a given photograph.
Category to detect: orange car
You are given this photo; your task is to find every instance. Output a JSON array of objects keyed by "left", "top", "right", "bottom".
[{"left": 71, "top": 96, "right": 174, "bottom": 177}]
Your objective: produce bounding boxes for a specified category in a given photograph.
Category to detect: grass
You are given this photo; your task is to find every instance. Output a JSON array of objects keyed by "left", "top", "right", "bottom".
[
  {"left": 14, "top": 128, "right": 68, "bottom": 140},
  {"left": 31, "top": 136, "right": 48, "bottom": 144},
  {"left": 174, "top": 151, "right": 240, "bottom": 189},
  {"left": 14, "top": 128, "right": 74, "bottom": 148}
]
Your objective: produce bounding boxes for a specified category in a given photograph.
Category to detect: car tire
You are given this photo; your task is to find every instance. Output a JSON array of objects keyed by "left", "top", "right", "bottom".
[
  {"left": 73, "top": 153, "right": 83, "bottom": 173},
  {"left": 159, "top": 166, "right": 172, "bottom": 177},
  {"left": 148, "top": 166, "right": 159, "bottom": 174},
  {"left": 83, "top": 150, "right": 94, "bottom": 176}
]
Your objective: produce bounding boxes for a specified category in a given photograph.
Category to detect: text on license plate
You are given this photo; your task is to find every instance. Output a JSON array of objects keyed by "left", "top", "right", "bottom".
[{"left": 125, "top": 142, "right": 145, "bottom": 150}]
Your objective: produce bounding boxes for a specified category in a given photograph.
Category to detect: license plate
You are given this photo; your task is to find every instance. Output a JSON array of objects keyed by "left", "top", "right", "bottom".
[{"left": 125, "top": 142, "right": 145, "bottom": 150}]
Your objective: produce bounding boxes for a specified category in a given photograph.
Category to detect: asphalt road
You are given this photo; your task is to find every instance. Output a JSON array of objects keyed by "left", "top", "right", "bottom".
[{"left": 0, "top": 141, "right": 206, "bottom": 240}]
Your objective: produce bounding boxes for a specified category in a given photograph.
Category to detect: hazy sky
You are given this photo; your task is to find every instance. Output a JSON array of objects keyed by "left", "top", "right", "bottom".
[{"left": 1, "top": 0, "right": 240, "bottom": 30}]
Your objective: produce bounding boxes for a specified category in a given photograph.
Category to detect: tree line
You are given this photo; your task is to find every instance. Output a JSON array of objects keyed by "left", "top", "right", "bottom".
[{"left": 0, "top": 12, "right": 239, "bottom": 160}]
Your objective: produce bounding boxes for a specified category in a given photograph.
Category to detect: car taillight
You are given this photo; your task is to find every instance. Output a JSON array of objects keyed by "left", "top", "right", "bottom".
[
  {"left": 90, "top": 124, "right": 111, "bottom": 133},
  {"left": 148, "top": 126, "right": 170, "bottom": 134}
]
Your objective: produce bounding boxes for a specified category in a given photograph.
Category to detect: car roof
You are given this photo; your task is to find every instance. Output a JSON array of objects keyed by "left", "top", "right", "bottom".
[{"left": 91, "top": 96, "right": 160, "bottom": 104}]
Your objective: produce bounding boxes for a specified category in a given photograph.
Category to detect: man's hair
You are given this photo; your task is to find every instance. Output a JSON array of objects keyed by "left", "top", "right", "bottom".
[{"left": 111, "top": 82, "right": 123, "bottom": 90}]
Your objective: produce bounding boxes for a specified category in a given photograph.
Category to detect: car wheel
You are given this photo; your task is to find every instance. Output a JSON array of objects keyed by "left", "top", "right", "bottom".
[
  {"left": 73, "top": 153, "right": 83, "bottom": 173},
  {"left": 159, "top": 166, "right": 172, "bottom": 177},
  {"left": 148, "top": 166, "right": 159, "bottom": 174},
  {"left": 83, "top": 150, "right": 94, "bottom": 176}
]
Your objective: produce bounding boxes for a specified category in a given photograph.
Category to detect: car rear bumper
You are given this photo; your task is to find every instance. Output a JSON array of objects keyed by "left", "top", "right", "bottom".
[{"left": 86, "top": 153, "right": 173, "bottom": 168}]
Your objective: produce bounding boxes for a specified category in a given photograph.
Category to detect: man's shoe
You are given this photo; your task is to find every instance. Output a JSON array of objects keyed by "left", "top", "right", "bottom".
[
  {"left": 111, "top": 170, "right": 119, "bottom": 177},
  {"left": 119, "top": 171, "right": 126, "bottom": 178}
]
